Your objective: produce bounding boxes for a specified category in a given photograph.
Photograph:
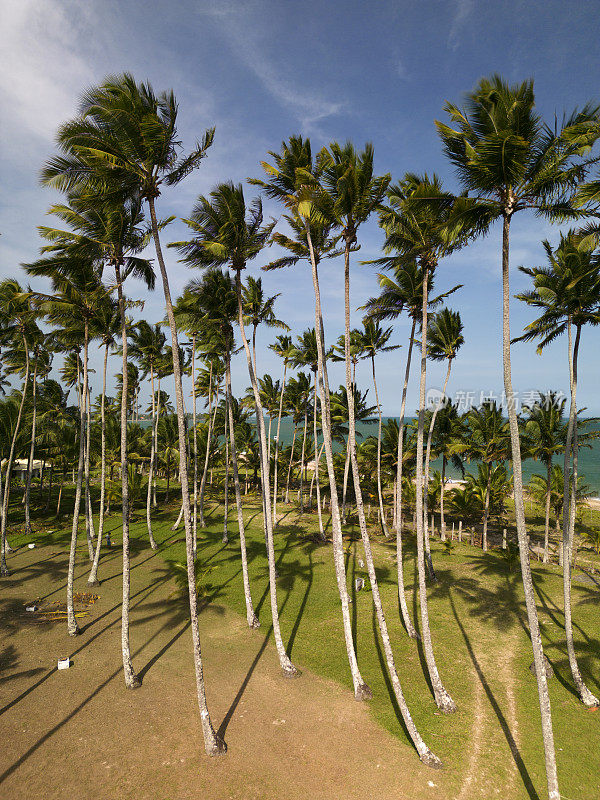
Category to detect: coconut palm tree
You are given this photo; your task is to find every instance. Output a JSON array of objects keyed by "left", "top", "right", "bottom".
[
  {"left": 436, "top": 77, "right": 600, "bottom": 791},
  {"left": 515, "top": 232, "right": 600, "bottom": 707},
  {"left": 521, "top": 393, "right": 568, "bottom": 563},
  {"left": 362, "top": 261, "right": 459, "bottom": 636},
  {"left": 431, "top": 400, "right": 465, "bottom": 537},
  {"left": 283, "top": 372, "right": 312, "bottom": 504},
  {"left": 269, "top": 334, "right": 293, "bottom": 526},
  {"left": 183, "top": 267, "right": 260, "bottom": 630},
  {"left": 252, "top": 137, "right": 381, "bottom": 707},
  {"left": 254, "top": 137, "right": 441, "bottom": 766},
  {"left": 173, "top": 183, "right": 296, "bottom": 676},
  {"left": 376, "top": 173, "right": 467, "bottom": 713},
  {"left": 357, "top": 319, "right": 398, "bottom": 537},
  {"left": 422, "top": 308, "right": 464, "bottom": 577}
]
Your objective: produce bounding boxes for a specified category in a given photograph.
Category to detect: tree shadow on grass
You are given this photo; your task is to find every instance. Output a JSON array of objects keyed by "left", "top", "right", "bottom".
[{"left": 448, "top": 591, "right": 540, "bottom": 800}]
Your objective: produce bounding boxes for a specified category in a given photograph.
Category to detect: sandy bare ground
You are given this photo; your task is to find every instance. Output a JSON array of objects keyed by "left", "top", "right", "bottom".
[{"left": 0, "top": 539, "right": 450, "bottom": 800}]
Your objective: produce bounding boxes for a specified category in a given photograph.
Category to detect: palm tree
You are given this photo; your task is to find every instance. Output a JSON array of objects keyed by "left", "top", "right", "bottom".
[
  {"left": 182, "top": 267, "right": 260, "bottom": 630},
  {"left": 431, "top": 400, "right": 464, "bottom": 537},
  {"left": 254, "top": 137, "right": 441, "bottom": 766},
  {"left": 362, "top": 261, "right": 458, "bottom": 637},
  {"left": 173, "top": 183, "right": 295, "bottom": 676},
  {"left": 269, "top": 334, "right": 293, "bottom": 526},
  {"left": 42, "top": 77, "right": 224, "bottom": 748},
  {"left": 437, "top": 77, "right": 600, "bottom": 790},
  {"left": 529, "top": 466, "right": 592, "bottom": 545},
  {"left": 252, "top": 137, "right": 377, "bottom": 706},
  {"left": 23, "top": 334, "right": 52, "bottom": 536},
  {"left": 376, "top": 173, "right": 466, "bottom": 713},
  {"left": 129, "top": 320, "right": 166, "bottom": 550},
  {"left": 422, "top": 308, "right": 464, "bottom": 577},
  {"left": 357, "top": 319, "right": 398, "bottom": 537},
  {"left": 283, "top": 372, "right": 312, "bottom": 504},
  {"left": 195, "top": 349, "right": 224, "bottom": 530},
  {"left": 515, "top": 232, "right": 600, "bottom": 707},
  {"left": 521, "top": 393, "right": 568, "bottom": 563}
]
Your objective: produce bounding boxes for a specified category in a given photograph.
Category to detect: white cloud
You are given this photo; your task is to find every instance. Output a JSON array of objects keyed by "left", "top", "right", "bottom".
[
  {"left": 198, "top": 1, "right": 344, "bottom": 133},
  {"left": 448, "top": 0, "right": 475, "bottom": 51}
]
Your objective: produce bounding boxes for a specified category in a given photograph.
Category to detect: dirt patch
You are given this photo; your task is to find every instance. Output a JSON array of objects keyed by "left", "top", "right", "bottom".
[{"left": 0, "top": 542, "right": 448, "bottom": 800}]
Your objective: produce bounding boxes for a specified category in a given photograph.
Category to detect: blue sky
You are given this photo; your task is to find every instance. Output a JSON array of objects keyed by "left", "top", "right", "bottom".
[{"left": 2, "top": 0, "right": 600, "bottom": 415}]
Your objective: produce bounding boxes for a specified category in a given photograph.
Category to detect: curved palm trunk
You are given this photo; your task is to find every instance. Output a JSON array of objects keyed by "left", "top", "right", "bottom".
[
  {"left": 440, "top": 455, "right": 447, "bottom": 539},
  {"left": 191, "top": 334, "right": 199, "bottom": 555},
  {"left": 414, "top": 262, "right": 456, "bottom": 713},
  {"left": 341, "top": 443, "right": 351, "bottom": 523},
  {"left": 144, "top": 366, "right": 159, "bottom": 550},
  {"left": 312, "top": 376, "right": 325, "bottom": 540},
  {"left": 502, "top": 213, "right": 559, "bottom": 799},
  {"left": 84, "top": 382, "right": 95, "bottom": 560},
  {"left": 152, "top": 379, "right": 161, "bottom": 509},
  {"left": 225, "top": 351, "right": 259, "bottom": 626},
  {"left": 1, "top": 335, "right": 30, "bottom": 577},
  {"left": 198, "top": 364, "right": 215, "bottom": 528},
  {"left": 482, "top": 467, "right": 492, "bottom": 551},
  {"left": 298, "top": 404, "right": 308, "bottom": 509},
  {"left": 115, "top": 264, "right": 140, "bottom": 689},
  {"left": 395, "top": 318, "right": 418, "bottom": 638},
  {"left": 543, "top": 460, "right": 552, "bottom": 564},
  {"left": 284, "top": 421, "right": 297, "bottom": 504},
  {"left": 304, "top": 230, "right": 371, "bottom": 701},
  {"left": 234, "top": 270, "right": 297, "bottom": 676},
  {"left": 561, "top": 322, "right": 598, "bottom": 706},
  {"left": 272, "top": 362, "right": 287, "bottom": 527},
  {"left": 223, "top": 407, "right": 229, "bottom": 544},
  {"left": 88, "top": 340, "right": 110, "bottom": 585},
  {"left": 24, "top": 359, "right": 39, "bottom": 535},
  {"left": 66, "top": 324, "right": 88, "bottom": 634},
  {"left": 149, "top": 197, "right": 225, "bottom": 753},
  {"left": 423, "top": 359, "right": 452, "bottom": 577},
  {"left": 370, "top": 355, "right": 389, "bottom": 537},
  {"left": 342, "top": 242, "right": 442, "bottom": 764}
]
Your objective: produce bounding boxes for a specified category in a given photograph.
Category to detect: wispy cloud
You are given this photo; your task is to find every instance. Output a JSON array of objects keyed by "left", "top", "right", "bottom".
[
  {"left": 198, "top": 1, "right": 344, "bottom": 133},
  {"left": 448, "top": 0, "right": 475, "bottom": 51}
]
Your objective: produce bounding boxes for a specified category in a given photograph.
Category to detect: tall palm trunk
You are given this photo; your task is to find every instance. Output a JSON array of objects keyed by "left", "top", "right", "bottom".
[
  {"left": 284, "top": 421, "right": 297, "bottom": 504},
  {"left": 423, "top": 359, "right": 452, "bottom": 575},
  {"left": 440, "top": 455, "right": 447, "bottom": 538},
  {"left": 145, "top": 366, "right": 158, "bottom": 550},
  {"left": 414, "top": 262, "right": 456, "bottom": 713},
  {"left": 84, "top": 382, "right": 95, "bottom": 560},
  {"left": 312, "top": 375, "right": 325, "bottom": 540},
  {"left": 223, "top": 410, "right": 229, "bottom": 544},
  {"left": 152, "top": 378, "right": 161, "bottom": 508},
  {"left": 395, "top": 318, "right": 418, "bottom": 638},
  {"left": 561, "top": 321, "right": 598, "bottom": 706},
  {"left": 225, "top": 350, "right": 259, "bottom": 627},
  {"left": 272, "top": 362, "right": 287, "bottom": 527},
  {"left": 482, "top": 467, "right": 492, "bottom": 551},
  {"left": 341, "top": 443, "right": 351, "bottom": 523},
  {"left": 198, "top": 362, "right": 215, "bottom": 528},
  {"left": 305, "top": 226, "right": 371, "bottom": 702},
  {"left": 115, "top": 264, "right": 140, "bottom": 689},
  {"left": 342, "top": 242, "right": 442, "bottom": 763},
  {"left": 66, "top": 323, "right": 87, "bottom": 634},
  {"left": 501, "top": 212, "right": 559, "bottom": 799},
  {"left": 148, "top": 197, "right": 225, "bottom": 753},
  {"left": 88, "top": 340, "right": 110, "bottom": 585},
  {"left": 1, "top": 334, "right": 30, "bottom": 577},
  {"left": 298, "top": 404, "right": 308, "bottom": 509},
  {"left": 234, "top": 269, "right": 297, "bottom": 676},
  {"left": 191, "top": 334, "right": 199, "bottom": 555},
  {"left": 24, "top": 359, "right": 38, "bottom": 535},
  {"left": 543, "top": 459, "right": 552, "bottom": 564},
  {"left": 370, "top": 354, "right": 388, "bottom": 537}
]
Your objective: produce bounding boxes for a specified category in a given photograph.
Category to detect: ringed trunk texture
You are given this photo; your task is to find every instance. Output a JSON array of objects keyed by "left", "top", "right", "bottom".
[
  {"left": 414, "top": 262, "right": 456, "bottom": 713},
  {"left": 234, "top": 269, "right": 297, "bottom": 676},
  {"left": 149, "top": 197, "right": 224, "bottom": 754},
  {"left": 395, "top": 319, "right": 418, "bottom": 638},
  {"left": 116, "top": 264, "right": 140, "bottom": 689},
  {"left": 225, "top": 351, "right": 259, "bottom": 628},
  {"left": 343, "top": 242, "right": 442, "bottom": 765},
  {"left": 501, "top": 212, "right": 560, "bottom": 799},
  {"left": 561, "top": 322, "right": 598, "bottom": 706},
  {"left": 305, "top": 226, "right": 371, "bottom": 701}
]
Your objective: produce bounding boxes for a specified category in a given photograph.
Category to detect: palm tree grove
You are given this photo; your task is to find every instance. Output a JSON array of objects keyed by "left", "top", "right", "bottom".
[{"left": 3, "top": 3, "right": 600, "bottom": 799}]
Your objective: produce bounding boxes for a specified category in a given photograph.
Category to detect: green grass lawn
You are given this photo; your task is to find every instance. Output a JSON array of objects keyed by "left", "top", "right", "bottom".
[{"left": 5, "top": 484, "right": 600, "bottom": 799}]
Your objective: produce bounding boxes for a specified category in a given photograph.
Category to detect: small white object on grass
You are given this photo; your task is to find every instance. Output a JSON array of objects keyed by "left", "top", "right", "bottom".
[
  {"left": 57, "top": 658, "right": 70, "bottom": 670},
  {"left": 25, "top": 605, "right": 37, "bottom": 612},
  {"left": 354, "top": 577, "right": 365, "bottom": 591},
  {"left": 28, "top": 543, "right": 35, "bottom": 549},
  {"left": 427, "top": 781, "right": 436, "bottom": 788},
  {"left": 358, "top": 558, "right": 364, "bottom": 568}
]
